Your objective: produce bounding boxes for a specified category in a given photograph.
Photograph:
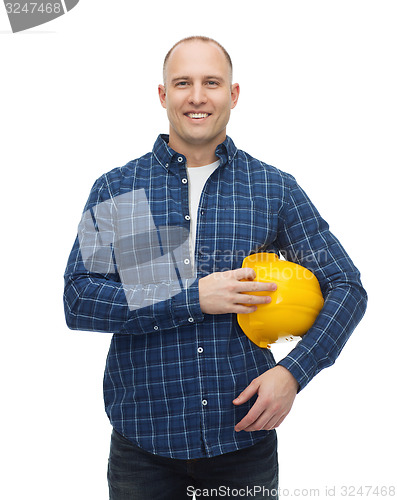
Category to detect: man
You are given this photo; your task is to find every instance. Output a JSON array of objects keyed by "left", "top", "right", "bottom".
[{"left": 64, "top": 36, "right": 367, "bottom": 499}]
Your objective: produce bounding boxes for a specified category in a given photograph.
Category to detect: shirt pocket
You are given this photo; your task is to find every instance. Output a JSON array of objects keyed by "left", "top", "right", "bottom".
[
  {"left": 199, "top": 200, "right": 278, "bottom": 273},
  {"left": 230, "top": 201, "right": 278, "bottom": 267}
]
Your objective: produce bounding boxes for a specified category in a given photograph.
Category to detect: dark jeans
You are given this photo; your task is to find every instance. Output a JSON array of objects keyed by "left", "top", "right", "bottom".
[{"left": 108, "top": 428, "right": 278, "bottom": 499}]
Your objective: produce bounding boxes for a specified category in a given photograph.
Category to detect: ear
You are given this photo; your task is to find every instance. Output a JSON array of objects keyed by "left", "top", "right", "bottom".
[
  {"left": 158, "top": 84, "right": 167, "bottom": 109},
  {"left": 230, "top": 83, "right": 240, "bottom": 109}
]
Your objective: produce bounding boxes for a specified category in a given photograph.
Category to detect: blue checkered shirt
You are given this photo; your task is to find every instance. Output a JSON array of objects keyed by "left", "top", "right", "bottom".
[{"left": 64, "top": 134, "right": 367, "bottom": 459}]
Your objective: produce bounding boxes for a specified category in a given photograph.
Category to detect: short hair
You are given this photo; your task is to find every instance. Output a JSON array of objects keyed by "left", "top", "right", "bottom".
[{"left": 163, "top": 36, "right": 233, "bottom": 84}]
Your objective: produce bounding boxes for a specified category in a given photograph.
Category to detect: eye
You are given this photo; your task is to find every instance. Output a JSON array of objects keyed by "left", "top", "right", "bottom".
[
  {"left": 176, "top": 81, "right": 189, "bottom": 87},
  {"left": 207, "top": 80, "right": 219, "bottom": 87}
]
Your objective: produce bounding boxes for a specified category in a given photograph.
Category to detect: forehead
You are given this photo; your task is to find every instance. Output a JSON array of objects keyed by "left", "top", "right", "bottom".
[{"left": 165, "top": 41, "right": 230, "bottom": 80}]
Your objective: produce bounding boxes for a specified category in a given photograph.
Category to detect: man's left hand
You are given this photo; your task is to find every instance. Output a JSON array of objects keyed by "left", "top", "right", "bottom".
[{"left": 233, "top": 365, "right": 299, "bottom": 432}]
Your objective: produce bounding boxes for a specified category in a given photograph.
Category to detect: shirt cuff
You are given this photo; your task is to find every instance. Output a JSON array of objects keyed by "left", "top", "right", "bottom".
[
  {"left": 276, "top": 343, "right": 320, "bottom": 392},
  {"left": 121, "top": 278, "right": 204, "bottom": 334}
]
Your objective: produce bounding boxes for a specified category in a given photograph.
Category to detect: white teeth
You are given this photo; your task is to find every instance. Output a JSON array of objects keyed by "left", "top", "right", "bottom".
[{"left": 187, "top": 113, "right": 209, "bottom": 119}]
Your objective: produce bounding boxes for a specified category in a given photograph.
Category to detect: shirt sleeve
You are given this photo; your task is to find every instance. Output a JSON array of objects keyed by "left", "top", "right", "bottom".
[
  {"left": 63, "top": 176, "right": 204, "bottom": 335},
  {"left": 275, "top": 174, "right": 368, "bottom": 391}
]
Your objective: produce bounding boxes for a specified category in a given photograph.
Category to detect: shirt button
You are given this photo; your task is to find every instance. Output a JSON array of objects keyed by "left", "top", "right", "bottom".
[
  {"left": 178, "top": 156, "right": 184, "bottom": 163},
  {"left": 184, "top": 258, "right": 190, "bottom": 265},
  {"left": 197, "top": 347, "right": 203, "bottom": 353},
  {"left": 153, "top": 325, "right": 159, "bottom": 331},
  {"left": 182, "top": 178, "right": 188, "bottom": 184},
  {"left": 185, "top": 215, "right": 191, "bottom": 221},
  {"left": 188, "top": 317, "right": 194, "bottom": 323},
  {"left": 202, "top": 399, "right": 208, "bottom": 406},
  {"left": 165, "top": 163, "right": 169, "bottom": 168}
]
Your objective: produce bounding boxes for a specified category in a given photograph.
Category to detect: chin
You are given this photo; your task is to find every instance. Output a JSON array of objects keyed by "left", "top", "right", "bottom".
[{"left": 183, "top": 134, "right": 212, "bottom": 145}]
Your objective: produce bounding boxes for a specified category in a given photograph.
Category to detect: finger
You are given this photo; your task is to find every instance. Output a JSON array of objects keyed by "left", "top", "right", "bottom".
[
  {"left": 257, "top": 409, "right": 290, "bottom": 432},
  {"left": 229, "top": 267, "right": 257, "bottom": 281},
  {"left": 243, "top": 409, "right": 283, "bottom": 431},
  {"left": 237, "top": 406, "right": 285, "bottom": 432},
  {"left": 233, "top": 379, "right": 260, "bottom": 405},
  {"left": 239, "top": 415, "right": 272, "bottom": 432},
  {"left": 232, "top": 304, "right": 259, "bottom": 314},
  {"left": 234, "top": 403, "right": 268, "bottom": 432},
  {"left": 269, "top": 414, "right": 287, "bottom": 430},
  {"left": 238, "top": 281, "right": 277, "bottom": 293},
  {"left": 236, "top": 293, "right": 271, "bottom": 306}
]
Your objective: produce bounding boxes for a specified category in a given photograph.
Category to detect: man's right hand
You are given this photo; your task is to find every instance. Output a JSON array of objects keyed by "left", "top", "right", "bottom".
[{"left": 198, "top": 268, "right": 277, "bottom": 315}]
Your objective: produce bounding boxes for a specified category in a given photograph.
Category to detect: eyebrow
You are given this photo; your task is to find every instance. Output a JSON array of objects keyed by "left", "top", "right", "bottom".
[{"left": 171, "top": 75, "right": 226, "bottom": 84}]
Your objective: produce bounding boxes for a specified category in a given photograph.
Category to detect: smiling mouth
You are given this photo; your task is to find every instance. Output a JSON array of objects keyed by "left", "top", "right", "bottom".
[{"left": 185, "top": 113, "right": 211, "bottom": 119}]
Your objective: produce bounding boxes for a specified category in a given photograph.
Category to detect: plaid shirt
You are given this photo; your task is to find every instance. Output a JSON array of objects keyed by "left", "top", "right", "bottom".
[{"left": 64, "top": 134, "right": 367, "bottom": 459}]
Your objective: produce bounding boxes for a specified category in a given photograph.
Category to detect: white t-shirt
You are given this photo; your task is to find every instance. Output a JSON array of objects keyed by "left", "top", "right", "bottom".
[{"left": 187, "top": 160, "right": 220, "bottom": 265}]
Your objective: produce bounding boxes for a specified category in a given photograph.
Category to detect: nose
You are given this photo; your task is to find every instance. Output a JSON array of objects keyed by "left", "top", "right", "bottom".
[{"left": 188, "top": 83, "right": 207, "bottom": 106}]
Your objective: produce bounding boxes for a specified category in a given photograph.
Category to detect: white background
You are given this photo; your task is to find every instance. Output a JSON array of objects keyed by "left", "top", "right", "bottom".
[{"left": 1, "top": 1, "right": 396, "bottom": 498}]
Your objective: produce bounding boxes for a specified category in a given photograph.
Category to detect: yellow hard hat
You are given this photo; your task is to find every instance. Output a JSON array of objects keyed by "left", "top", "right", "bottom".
[{"left": 237, "top": 253, "right": 324, "bottom": 348}]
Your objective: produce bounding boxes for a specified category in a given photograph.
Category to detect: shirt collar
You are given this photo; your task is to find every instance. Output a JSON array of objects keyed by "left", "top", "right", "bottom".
[{"left": 152, "top": 134, "right": 238, "bottom": 170}]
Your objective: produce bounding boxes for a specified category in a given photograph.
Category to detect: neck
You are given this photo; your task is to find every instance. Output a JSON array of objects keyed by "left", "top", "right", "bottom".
[{"left": 167, "top": 130, "right": 225, "bottom": 167}]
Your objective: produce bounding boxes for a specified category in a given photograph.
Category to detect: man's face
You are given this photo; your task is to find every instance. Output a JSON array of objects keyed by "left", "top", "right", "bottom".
[{"left": 159, "top": 41, "right": 239, "bottom": 151}]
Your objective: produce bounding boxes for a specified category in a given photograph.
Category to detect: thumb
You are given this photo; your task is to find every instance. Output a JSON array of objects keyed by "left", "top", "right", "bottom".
[{"left": 233, "top": 379, "right": 260, "bottom": 405}]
